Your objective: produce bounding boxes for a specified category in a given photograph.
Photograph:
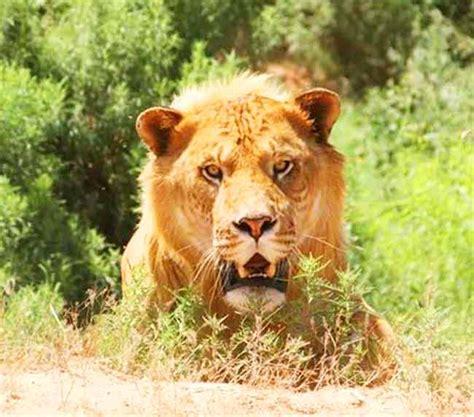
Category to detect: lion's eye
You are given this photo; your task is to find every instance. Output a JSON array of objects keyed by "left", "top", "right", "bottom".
[
  {"left": 201, "top": 164, "right": 223, "bottom": 184},
  {"left": 273, "top": 160, "right": 294, "bottom": 179}
]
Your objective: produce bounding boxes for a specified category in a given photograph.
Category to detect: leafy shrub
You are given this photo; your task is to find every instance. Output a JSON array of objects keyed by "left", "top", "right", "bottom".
[
  {"left": 0, "top": 177, "right": 28, "bottom": 286},
  {"left": 340, "top": 15, "right": 474, "bottom": 330},
  {"left": 164, "top": 0, "right": 268, "bottom": 58},
  {"left": 178, "top": 41, "right": 244, "bottom": 89},
  {"left": 34, "top": 0, "right": 181, "bottom": 243},
  {"left": 328, "top": 0, "right": 420, "bottom": 90},
  {"left": 0, "top": 63, "right": 63, "bottom": 185},
  {"left": 251, "top": 1, "right": 472, "bottom": 92},
  {"left": 251, "top": 0, "right": 422, "bottom": 90},
  {"left": 0, "top": 0, "right": 44, "bottom": 73},
  {"left": 0, "top": 63, "right": 119, "bottom": 302},
  {"left": 17, "top": 174, "right": 120, "bottom": 301},
  {"left": 0, "top": 172, "right": 119, "bottom": 302},
  {"left": 251, "top": 0, "right": 336, "bottom": 74},
  {"left": 432, "top": 0, "right": 473, "bottom": 36}
]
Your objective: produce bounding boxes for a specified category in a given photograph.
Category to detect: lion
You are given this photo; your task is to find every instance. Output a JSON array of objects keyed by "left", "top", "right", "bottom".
[{"left": 121, "top": 73, "right": 394, "bottom": 375}]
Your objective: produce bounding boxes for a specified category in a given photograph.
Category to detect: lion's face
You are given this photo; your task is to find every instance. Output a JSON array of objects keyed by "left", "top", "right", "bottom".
[{"left": 136, "top": 89, "right": 341, "bottom": 313}]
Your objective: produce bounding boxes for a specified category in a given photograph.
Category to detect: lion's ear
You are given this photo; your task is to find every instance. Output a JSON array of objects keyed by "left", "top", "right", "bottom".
[
  {"left": 294, "top": 88, "right": 341, "bottom": 143},
  {"left": 136, "top": 107, "right": 183, "bottom": 155}
]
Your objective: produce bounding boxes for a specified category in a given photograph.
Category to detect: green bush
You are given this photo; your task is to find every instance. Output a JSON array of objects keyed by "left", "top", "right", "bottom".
[
  {"left": 0, "top": 63, "right": 119, "bottom": 302},
  {"left": 0, "top": 172, "right": 119, "bottom": 303},
  {"left": 433, "top": 0, "right": 473, "bottom": 36},
  {"left": 251, "top": 1, "right": 472, "bottom": 91},
  {"left": 178, "top": 41, "right": 244, "bottom": 89},
  {"left": 0, "top": 63, "right": 63, "bottom": 185},
  {"left": 251, "top": 0, "right": 421, "bottom": 90},
  {"left": 251, "top": 0, "right": 335, "bottom": 72},
  {"left": 339, "top": 16, "right": 474, "bottom": 331},
  {"left": 164, "top": 0, "right": 268, "bottom": 58},
  {"left": 0, "top": 177, "right": 29, "bottom": 286},
  {"left": 17, "top": 174, "right": 119, "bottom": 301},
  {"left": 0, "top": 0, "right": 44, "bottom": 73},
  {"left": 328, "top": 0, "right": 420, "bottom": 90},
  {"left": 32, "top": 0, "right": 181, "bottom": 243}
]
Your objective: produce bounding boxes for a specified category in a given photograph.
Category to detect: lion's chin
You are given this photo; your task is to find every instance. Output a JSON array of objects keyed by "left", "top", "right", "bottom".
[{"left": 223, "top": 287, "right": 286, "bottom": 314}]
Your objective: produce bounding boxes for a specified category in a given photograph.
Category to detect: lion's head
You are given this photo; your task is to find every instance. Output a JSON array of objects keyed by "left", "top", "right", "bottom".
[{"left": 130, "top": 74, "right": 345, "bottom": 314}]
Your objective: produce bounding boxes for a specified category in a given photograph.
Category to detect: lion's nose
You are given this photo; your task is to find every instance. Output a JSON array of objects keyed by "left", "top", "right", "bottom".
[{"left": 233, "top": 216, "right": 277, "bottom": 241}]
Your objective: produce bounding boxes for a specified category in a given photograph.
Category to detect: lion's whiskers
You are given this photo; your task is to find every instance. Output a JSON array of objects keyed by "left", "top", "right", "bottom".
[
  {"left": 289, "top": 246, "right": 304, "bottom": 271},
  {"left": 303, "top": 233, "right": 345, "bottom": 253},
  {"left": 175, "top": 238, "right": 213, "bottom": 256},
  {"left": 192, "top": 248, "right": 216, "bottom": 286},
  {"left": 209, "top": 273, "right": 221, "bottom": 307}
]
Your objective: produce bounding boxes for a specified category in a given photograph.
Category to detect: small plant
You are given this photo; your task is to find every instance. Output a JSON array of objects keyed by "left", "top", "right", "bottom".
[
  {"left": 1, "top": 282, "right": 64, "bottom": 345},
  {"left": 281, "top": 257, "right": 395, "bottom": 386},
  {"left": 0, "top": 281, "right": 79, "bottom": 364},
  {"left": 89, "top": 257, "right": 393, "bottom": 388},
  {"left": 393, "top": 306, "right": 473, "bottom": 414}
]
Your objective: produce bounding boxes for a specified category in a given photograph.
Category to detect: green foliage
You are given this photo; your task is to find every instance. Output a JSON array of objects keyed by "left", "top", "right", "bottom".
[
  {"left": 252, "top": 0, "right": 336, "bottom": 72},
  {"left": 0, "top": 177, "right": 28, "bottom": 283},
  {"left": 0, "top": 63, "right": 63, "bottom": 185},
  {"left": 0, "top": 64, "right": 119, "bottom": 302},
  {"left": 251, "top": 1, "right": 473, "bottom": 91},
  {"left": 178, "top": 42, "right": 244, "bottom": 89},
  {"left": 251, "top": 0, "right": 420, "bottom": 89},
  {"left": 18, "top": 174, "right": 119, "bottom": 301},
  {"left": 338, "top": 15, "right": 474, "bottom": 331},
  {"left": 350, "top": 144, "right": 473, "bottom": 328},
  {"left": 0, "top": 0, "right": 43, "bottom": 73},
  {"left": 328, "top": 0, "right": 420, "bottom": 90},
  {"left": 1, "top": 282, "right": 64, "bottom": 345},
  {"left": 26, "top": 0, "right": 181, "bottom": 243},
  {"left": 0, "top": 172, "right": 119, "bottom": 302},
  {"left": 295, "top": 257, "right": 365, "bottom": 326},
  {"left": 164, "top": 0, "right": 268, "bottom": 57},
  {"left": 432, "top": 0, "right": 474, "bottom": 36}
]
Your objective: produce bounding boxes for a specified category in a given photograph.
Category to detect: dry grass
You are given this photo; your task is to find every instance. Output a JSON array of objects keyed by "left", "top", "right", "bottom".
[
  {"left": 84, "top": 260, "right": 395, "bottom": 388},
  {"left": 0, "top": 260, "right": 472, "bottom": 416}
]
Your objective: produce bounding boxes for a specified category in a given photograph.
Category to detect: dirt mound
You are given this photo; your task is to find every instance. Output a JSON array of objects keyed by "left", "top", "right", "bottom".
[{"left": 0, "top": 359, "right": 436, "bottom": 416}]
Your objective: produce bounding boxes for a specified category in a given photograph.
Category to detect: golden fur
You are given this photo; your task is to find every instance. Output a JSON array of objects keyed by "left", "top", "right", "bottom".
[{"left": 122, "top": 73, "right": 393, "bottom": 355}]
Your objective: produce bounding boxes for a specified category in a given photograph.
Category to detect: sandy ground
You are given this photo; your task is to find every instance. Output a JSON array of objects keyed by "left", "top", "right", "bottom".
[{"left": 0, "top": 358, "right": 460, "bottom": 417}]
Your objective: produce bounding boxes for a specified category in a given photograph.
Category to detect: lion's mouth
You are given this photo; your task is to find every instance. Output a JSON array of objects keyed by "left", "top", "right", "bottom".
[{"left": 219, "top": 254, "right": 289, "bottom": 294}]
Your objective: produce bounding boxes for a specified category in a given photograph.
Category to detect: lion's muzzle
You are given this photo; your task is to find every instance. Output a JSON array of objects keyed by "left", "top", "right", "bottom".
[
  {"left": 219, "top": 255, "right": 289, "bottom": 313},
  {"left": 220, "top": 258, "right": 289, "bottom": 293}
]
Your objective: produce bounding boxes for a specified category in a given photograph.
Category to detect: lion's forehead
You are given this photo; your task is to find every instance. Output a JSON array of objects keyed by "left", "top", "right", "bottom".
[
  {"left": 196, "top": 96, "right": 285, "bottom": 138},
  {"left": 217, "top": 96, "right": 270, "bottom": 139},
  {"left": 186, "top": 95, "right": 308, "bottom": 161}
]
